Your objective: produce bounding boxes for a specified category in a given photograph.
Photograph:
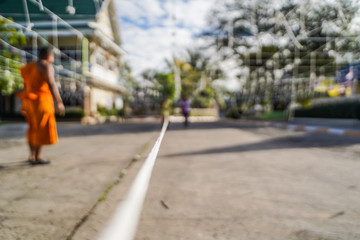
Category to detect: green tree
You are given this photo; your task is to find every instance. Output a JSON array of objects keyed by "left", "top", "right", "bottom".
[
  {"left": 206, "top": 0, "right": 360, "bottom": 112},
  {"left": 141, "top": 71, "right": 175, "bottom": 115},
  {"left": 154, "top": 72, "right": 175, "bottom": 100},
  {"left": 155, "top": 73, "right": 175, "bottom": 116},
  {"left": 0, "top": 17, "right": 26, "bottom": 95},
  {"left": 173, "top": 50, "right": 224, "bottom": 108}
]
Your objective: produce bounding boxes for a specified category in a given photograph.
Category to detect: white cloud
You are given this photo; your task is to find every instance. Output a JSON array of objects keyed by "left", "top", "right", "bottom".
[
  {"left": 163, "top": 0, "right": 214, "bottom": 33},
  {"left": 115, "top": 0, "right": 216, "bottom": 75},
  {"left": 117, "top": 0, "right": 166, "bottom": 26}
]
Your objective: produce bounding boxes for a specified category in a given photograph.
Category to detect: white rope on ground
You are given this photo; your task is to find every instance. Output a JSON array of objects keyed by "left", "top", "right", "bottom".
[{"left": 97, "top": 118, "right": 169, "bottom": 240}]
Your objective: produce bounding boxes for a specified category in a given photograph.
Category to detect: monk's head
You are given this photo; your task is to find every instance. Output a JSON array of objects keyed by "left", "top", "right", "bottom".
[{"left": 38, "top": 47, "right": 54, "bottom": 64}]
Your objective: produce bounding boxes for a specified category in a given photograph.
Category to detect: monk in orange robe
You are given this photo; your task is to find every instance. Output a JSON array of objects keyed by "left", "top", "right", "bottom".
[{"left": 17, "top": 47, "right": 65, "bottom": 165}]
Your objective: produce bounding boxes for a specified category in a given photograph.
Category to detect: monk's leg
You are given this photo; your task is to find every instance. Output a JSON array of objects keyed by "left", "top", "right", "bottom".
[
  {"left": 29, "top": 144, "right": 36, "bottom": 161},
  {"left": 35, "top": 146, "right": 42, "bottom": 161}
]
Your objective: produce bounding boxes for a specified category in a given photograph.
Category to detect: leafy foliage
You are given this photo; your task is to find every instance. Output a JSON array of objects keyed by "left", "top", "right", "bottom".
[
  {"left": 295, "top": 102, "right": 360, "bottom": 119},
  {"left": 175, "top": 50, "right": 224, "bottom": 108},
  {"left": 0, "top": 17, "right": 26, "bottom": 95},
  {"left": 205, "top": 0, "right": 360, "bottom": 112},
  {"left": 191, "top": 85, "right": 215, "bottom": 108},
  {"left": 152, "top": 73, "right": 175, "bottom": 100}
]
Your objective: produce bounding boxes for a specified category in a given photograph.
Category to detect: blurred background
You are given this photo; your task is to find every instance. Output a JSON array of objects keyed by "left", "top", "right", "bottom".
[
  {"left": 2, "top": 1, "right": 360, "bottom": 240},
  {"left": 0, "top": 0, "right": 360, "bottom": 122}
]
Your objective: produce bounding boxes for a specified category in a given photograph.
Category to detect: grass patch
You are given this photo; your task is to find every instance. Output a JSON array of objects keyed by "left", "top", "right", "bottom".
[
  {"left": 140, "top": 142, "right": 150, "bottom": 155},
  {"left": 106, "top": 183, "right": 115, "bottom": 191},
  {"left": 119, "top": 169, "right": 127, "bottom": 178},
  {"left": 97, "top": 141, "right": 151, "bottom": 203},
  {"left": 259, "top": 111, "right": 288, "bottom": 120},
  {"left": 98, "top": 193, "right": 107, "bottom": 202},
  {"left": 98, "top": 183, "right": 115, "bottom": 202}
]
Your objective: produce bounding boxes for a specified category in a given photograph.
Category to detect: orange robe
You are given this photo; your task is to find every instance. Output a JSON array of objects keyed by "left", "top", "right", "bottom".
[{"left": 17, "top": 62, "right": 58, "bottom": 146}]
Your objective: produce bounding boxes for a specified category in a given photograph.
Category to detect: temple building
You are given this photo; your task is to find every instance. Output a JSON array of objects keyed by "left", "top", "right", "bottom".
[{"left": 0, "top": 0, "right": 126, "bottom": 118}]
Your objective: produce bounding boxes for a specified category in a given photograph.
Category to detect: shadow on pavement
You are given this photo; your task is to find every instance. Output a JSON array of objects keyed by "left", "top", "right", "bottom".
[
  {"left": 0, "top": 120, "right": 259, "bottom": 139},
  {"left": 167, "top": 121, "right": 266, "bottom": 132},
  {"left": 165, "top": 128, "right": 360, "bottom": 158},
  {"left": 4, "top": 121, "right": 360, "bottom": 160},
  {"left": 57, "top": 122, "right": 162, "bottom": 137},
  {"left": 58, "top": 121, "right": 260, "bottom": 137},
  {"left": 0, "top": 160, "right": 33, "bottom": 170},
  {"left": 0, "top": 122, "right": 163, "bottom": 139}
]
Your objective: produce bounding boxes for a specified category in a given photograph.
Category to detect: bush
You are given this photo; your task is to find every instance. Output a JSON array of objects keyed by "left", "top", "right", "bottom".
[
  {"left": 225, "top": 107, "right": 242, "bottom": 119},
  {"left": 97, "top": 106, "right": 123, "bottom": 117},
  {"left": 191, "top": 86, "right": 215, "bottom": 108},
  {"left": 191, "top": 96, "right": 211, "bottom": 108},
  {"left": 56, "top": 108, "right": 85, "bottom": 119},
  {"left": 260, "top": 111, "right": 288, "bottom": 120},
  {"left": 118, "top": 107, "right": 126, "bottom": 117},
  {"left": 295, "top": 102, "right": 360, "bottom": 119}
]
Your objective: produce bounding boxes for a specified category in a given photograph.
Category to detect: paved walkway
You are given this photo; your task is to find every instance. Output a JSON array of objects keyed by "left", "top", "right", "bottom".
[
  {"left": 0, "top": 122, "right": 160, "bottom": 240},
  {"left": 1, "top": 120, "right": 360, "bottom": 240},
  {"left": 225, "top": 117, "right": 360, "bottom": 137},
  {"left": 290, "top": 118, "right": 360, "bottom": 130},
  {"left": 135, "top": 121, "right": 360, "bottom": 240}
]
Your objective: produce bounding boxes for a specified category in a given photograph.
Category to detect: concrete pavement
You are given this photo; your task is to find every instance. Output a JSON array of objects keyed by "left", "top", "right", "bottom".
[
  {"left": 226, "top": 117, "right": 360, "bottom": 138},
  {"left": 290, "top": 117, "right": 360, "bottom": 130},
  {"left": 135, "top": 121, "right": 360, "bottom": 240},
  {"left": 0, "top": 122, "right": 160, "bottom": 240},
  {"left": 1, "top": 120, "right": 360, "bottom": 239}
]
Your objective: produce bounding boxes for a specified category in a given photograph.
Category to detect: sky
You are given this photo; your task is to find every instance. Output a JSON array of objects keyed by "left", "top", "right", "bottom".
[
  {"left": 114, "top": 0, "right": 360, "bottom": 91},
  {"left": 115, "top": 0, "right": 216, "bottom": 75}
]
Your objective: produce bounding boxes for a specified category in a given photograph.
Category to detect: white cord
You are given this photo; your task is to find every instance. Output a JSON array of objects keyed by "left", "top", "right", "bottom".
[{"left": 98, "top": 118, "right": 169, "bottom": 240}]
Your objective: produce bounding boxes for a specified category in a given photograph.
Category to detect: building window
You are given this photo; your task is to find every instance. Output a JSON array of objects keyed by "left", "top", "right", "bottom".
[
  {"left": 108, "top": 60, "right": 116, "bottom": 71},
  {"left": 95, "top": 52, "right": 105, "bottom": 66},
  {"left": 59, "top": 47, "right": 81, "bottom": 61}
]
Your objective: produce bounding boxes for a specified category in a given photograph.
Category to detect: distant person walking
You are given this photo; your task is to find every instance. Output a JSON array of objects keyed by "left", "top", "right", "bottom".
[
  {"left": 17, "top": 47, "right": 65, "bottom": 165},
  {"left": 181, "top": 97, "right": 191, "bottom": 127}
]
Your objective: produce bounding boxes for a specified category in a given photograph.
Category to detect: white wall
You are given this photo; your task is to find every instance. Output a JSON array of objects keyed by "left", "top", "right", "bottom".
[
  {"left": 91, "top": 65, "right": 118, "bottom": 85},
  {"left": 90, "top": 87, "right": 115, "bottom": 113}
]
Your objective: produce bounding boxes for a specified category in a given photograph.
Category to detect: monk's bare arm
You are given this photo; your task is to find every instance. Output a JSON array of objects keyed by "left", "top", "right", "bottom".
[{"left": 45, "top": 64, "right": 65, "bottom": 115}]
